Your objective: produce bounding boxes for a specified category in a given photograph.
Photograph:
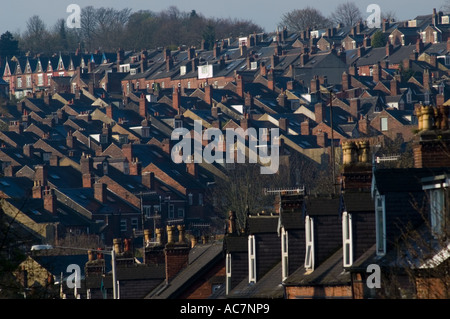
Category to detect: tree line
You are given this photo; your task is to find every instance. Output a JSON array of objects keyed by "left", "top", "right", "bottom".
[
  {"left": 0, "top": 6, "right": 262, "bottom": 57},
  {"left": 0, "top": 2, "right": 401, "bottom": 58}
]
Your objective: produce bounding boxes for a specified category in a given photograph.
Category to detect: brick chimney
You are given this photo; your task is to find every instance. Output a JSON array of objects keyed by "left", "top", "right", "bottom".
[
  {"left": 301, "top": 120, "right": 310, "bottom": 135},
  {"left": 106, "top": 105, "right": 114, "bottom": 119},
  {"left": 142, "top": 172, "right": 155, "bottom": 190},
  {"left": 390, "top": 78, "right": 399, "bottom": 95},
  {"left": 350, "top": 98, "right": 360, "bottom": 118},
  {"left": 122, "top": 143, "right": 133, "bottom": 164},
  {"left": 204, "top": 85, "right": 213, "bottom": 105},
  {"left": 342, "top": 71, "right": 351, "bottom": 91},
  {"left": 317, "top": 131, "right": 327, "bottom": 147},
  {"left": 386, "top": 40, "right": 393, "bottom": 56},
  {"left": 267, "top": 69, "right": 275, "bottom": 91},
  {"left": 423, "top": 69, "right": 430, "bottom": 90},
  {"left": 413, "top": 131, "right": 450, "bottom": 168},
  {"left": 172, "top": 86, "right": 181, "bottom": 112},
  {"left": 129, "top": 158, "right": 142, "bottom": 176},
  {"left": 139, "top": 93, "right": 147, "bottom": 118},
  {"left": 23, "top": 144, "right": 34, "bottom": 157},
  {"left": 34, "top": 165, "right": 48, "bottom": 187},
  {"left": 310, "top": 76, "right": 320, "bottom": 93},
  {"left": 315, "top": 102, "right": 324, "bottom": 123},
  {"left": 164, "top": 225, "right": 190, "bottom": 283},
  {"left": 166, "top": 56, "right": 174, "bottom": 72},
  {"left": 32, "top": 180, "right": 43, "bottom": 199},
  {"left": 372, "top": 63, "right": 381, "bottom": 83},
  {"left": 9, "top": 121, "right": 22, "bottom": 134},
  {"left": 94, "top": 182, "right": 107, "bottom": 204},
  {"left": 279, "top": 117, "right": 289, "bottom": 132},
  {"left": 358, "top": 115, "right": 369, "bottom": 135},
  {"left": 260, "top": 61, "right": 267, "bottom": 76},
  {"left": 66, "top": 130, "right": 75, "bottom": 149},
  {"left": 416, "top": 37, "right": 424, "bottom": 54},
  {"left": 80, "top": 153, "right": 93, "bottom": 188},
  {"left": 236, "top": 75, "right": 244, "bottom": 98},
  {"left": 43, "top": 187, "right": 57, "bottom": 214},
  {"left": 188, "top": 47, "right": 196, "bottom": 60},
  {"left": 186, "top": 161, "right": 198, "bottom": 179}
]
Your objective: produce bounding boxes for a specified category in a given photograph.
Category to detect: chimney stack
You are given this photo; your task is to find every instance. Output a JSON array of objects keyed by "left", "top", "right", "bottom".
[
  {"left": 142, "top": 172, "right": 155, "bottom": 190},
  {"left": 94, "top": 182, "right": 107, "bottom": 204},
  {"left": 43, "top": 187, "right": 57, "bottom": 214},
  {"left": 139, "top": 93, "right": 147, "bottom": 118},
  {"left": 172, "top": 86, "right": 181, "bottom": 112},
  {"left": 204, "top": 85, "right": 213, "bottom": 105},
  {"left": 301, "top": 120, "right": 310, "bottom": 135},
  {"left": 350, "top": 98, "right": 360, "bottom": 118},
  {"left": 315, "top": 102, "right": 324, "bottom": 123}
]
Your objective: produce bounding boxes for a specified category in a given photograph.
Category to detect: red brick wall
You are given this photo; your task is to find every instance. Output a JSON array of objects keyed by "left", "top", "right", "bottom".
[
  {"left": 285, "top": 285, "right": 352, "bottom": 299},
  {"left": 180, "top": 260, "right": 226, "bottom": 299}
]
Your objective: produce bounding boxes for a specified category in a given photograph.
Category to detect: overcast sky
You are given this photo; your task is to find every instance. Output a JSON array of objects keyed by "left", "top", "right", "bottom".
[{"left": 0, "top": 0, "right": 448, "bottom": 35}]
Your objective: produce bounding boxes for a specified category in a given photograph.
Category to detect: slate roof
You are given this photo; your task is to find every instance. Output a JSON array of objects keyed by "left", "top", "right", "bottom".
[
  {"left": 283, "top": 248, "right": 350, "bottom": 287},
  {"left": 148, "top": 241, "right": 224, "bottom": 299},
  {"left": 227, "top": 261, "right": 284, "bottom": 299}
]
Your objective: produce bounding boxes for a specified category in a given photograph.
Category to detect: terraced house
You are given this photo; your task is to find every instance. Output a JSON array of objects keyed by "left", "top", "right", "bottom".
[{"left": 0, "top": 7, "right": 449, "bottom": 299}]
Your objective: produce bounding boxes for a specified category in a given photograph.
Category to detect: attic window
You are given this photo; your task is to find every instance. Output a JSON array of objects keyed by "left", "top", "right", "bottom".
[
  {"left": 305, "top": 216, "right": 315, "bottom": 270},
  {"left": 0, "top": 181, "right": 10, "bottom": 186},
  {"left": 342, "top": 211, "right": 353, "bottom": 267},
  {"left": 50, "top": 174, "right": 60, "bottom": 179},
  {"left": 31, "top": 210, "right": 41, "bottom": 215}
]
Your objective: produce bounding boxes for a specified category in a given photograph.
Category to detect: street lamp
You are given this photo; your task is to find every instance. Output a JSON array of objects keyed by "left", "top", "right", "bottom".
[{"left": 30, "top": 244, "right": 118, "bottom": 299}]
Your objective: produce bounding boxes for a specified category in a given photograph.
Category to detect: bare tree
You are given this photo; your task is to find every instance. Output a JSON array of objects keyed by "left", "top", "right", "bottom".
[
  {"left": 330, "top": 2, "right": 363, "bottom": 27},
  {"left": 21, "top": 15, "right": 52, "bottom": 54},
  {"left": 279, "top": 7, "right": 332, "bottom": 32}
]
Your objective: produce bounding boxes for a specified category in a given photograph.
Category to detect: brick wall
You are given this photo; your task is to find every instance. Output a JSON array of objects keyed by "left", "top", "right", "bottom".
[
  {"left": 285, "top": 285, "right": 352, "bottom": 299},
  {"left": 180, "top": 261, "right": 226, "bottom": 299}
]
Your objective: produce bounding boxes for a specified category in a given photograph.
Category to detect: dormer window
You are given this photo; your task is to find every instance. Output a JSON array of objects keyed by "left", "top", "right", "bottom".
[
  {"left": 342, "top": 211, "right": 353, "bottom": 267},
  {"left": 305, "top": 216, "right": 315, "bottom": 270},
  {"left": 429, "top": 188, "right": 445, "bottom": 236},
  {"left": 226, "top": 253, "right": 232, "bottom": 294},
  {"left": 406, "top": 91, "right": 412, "bottom": 104},
  {"left": 423, "top": 178, "right": 448, "bottom": 238},
  {"left": 248, "top": 235, "right": 257, "bottom": 283},
  {"left": 281, "top": 227, "right": 289, "bottom": 281},
  {"left": 375, "top": 193, "right": 386, "bottom": 256}
]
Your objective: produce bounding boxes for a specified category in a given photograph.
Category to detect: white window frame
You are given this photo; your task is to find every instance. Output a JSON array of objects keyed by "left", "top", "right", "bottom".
[
  {"left": 226, "top": 253, "right": 232, "bottom": 295},
  {"left": 428, "top": 187, "right": 445, "bottom": 237},
  {"left": 120, "top": 219, "right": 127, "bottom": 232},
  {"left": 248, "top": 235, "right": 256, "bottom": 283},
  {"left": 281, "top": 227, "right": 289, "bottom": 281},
  {"left": 168, "top": 204, "right": 175, "bottom": 219},
  {"left": 381, "top": 117, "right": 388, "bottom": 131},
  {"left": 177, "top": 207, "right": 185, "bottom": 218},
  {"left": 131, "top": 217, "right": 139, "bottom": 230},
  {"left": 305, "top": 216, "right": 315, "bottom": 270},
  {"left": 375, "top": 193, "right": 386, "bottom": 256},
  {"left": 342, "top": 211, "right": 353, "bottom": 267}
]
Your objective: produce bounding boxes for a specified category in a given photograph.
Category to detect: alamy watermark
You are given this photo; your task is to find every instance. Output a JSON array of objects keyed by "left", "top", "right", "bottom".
[
  {"left": 66, "top": 264, "right": 81, "bottom": 289},
  {"left": 66, "top": 4, "right": 81, "bottom": 29},
  {"left": 171, "top": 120, "right": 280, "bottom": 174},
  {"left": 366, "top": 264, "right": 381, "bottom": 289},
  {"left": 366, "top": 4, "right": 382, "bottom": 28}
]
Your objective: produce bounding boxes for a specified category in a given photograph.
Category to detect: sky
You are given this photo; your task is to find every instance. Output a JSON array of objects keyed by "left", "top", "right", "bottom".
[{"left": 0, "top": 0, "right": 448, "bottom": 35}]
